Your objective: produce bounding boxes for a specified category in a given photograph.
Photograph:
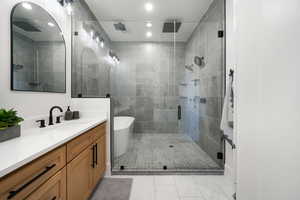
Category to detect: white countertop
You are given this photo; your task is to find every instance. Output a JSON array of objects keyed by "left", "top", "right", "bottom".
[{"left": 0, "top": 116, "right": 107, "bottom": 178}]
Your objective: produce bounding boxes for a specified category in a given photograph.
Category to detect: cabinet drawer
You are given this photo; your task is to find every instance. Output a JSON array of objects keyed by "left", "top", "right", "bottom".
[
  {"left": 25, "top": 167, "right": 66, "bottom": 200},
  {"left": 90, "top": 123, "right": 106, "bottom": 141},
  {"left": 0, "top": 146, "right": 66, "bottom": 200},
  {"left": 66, "top": 130, "right": 93, "bottom": 163}
]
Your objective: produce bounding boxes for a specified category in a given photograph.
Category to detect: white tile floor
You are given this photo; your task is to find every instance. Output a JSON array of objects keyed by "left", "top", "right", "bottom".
[{"left": 111, "top": 175, "right": 235, "bottom": 200}]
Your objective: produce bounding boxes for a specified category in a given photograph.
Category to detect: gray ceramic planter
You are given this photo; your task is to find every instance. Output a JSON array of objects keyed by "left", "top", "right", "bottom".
[{"left": 0, "top": 125, "right": 20, "bottom": 143}]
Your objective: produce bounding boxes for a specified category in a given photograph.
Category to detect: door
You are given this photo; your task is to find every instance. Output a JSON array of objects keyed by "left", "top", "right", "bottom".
[
  {"left": 67, "top": 147, "right": 93, "bottom": 200},
  {"left": 178, "top": 0, "right": 226, "bottom": 169},
  {"left": 25, "top": 168, "right": 66, "bottom": 200},
  {"left": 92, "top": 135, "right": 106, "bottom": 187}
]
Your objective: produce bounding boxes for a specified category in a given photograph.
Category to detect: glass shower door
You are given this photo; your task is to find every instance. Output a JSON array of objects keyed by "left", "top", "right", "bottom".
[{"left": 178, "top": 0, "right": 225, "bottom": 170}]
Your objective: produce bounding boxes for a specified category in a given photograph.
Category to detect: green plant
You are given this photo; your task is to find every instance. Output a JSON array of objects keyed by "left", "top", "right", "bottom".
[{"left": 0, "top": 109, "right": 24, "bottom": 130}]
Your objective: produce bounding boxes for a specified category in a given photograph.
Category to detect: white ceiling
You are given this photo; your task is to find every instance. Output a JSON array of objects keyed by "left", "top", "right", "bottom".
[{"left": 85, "top": 0, "right": 213, "bottom": 42}]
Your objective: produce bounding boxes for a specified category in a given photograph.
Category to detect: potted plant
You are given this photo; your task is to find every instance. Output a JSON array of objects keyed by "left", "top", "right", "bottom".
[{"left": 0, "top": 108, "right": 24, "bottom": 142}]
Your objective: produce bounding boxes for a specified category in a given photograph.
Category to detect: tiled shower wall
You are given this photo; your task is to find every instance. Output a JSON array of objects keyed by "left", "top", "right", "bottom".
[
  {"left": 111, "top": 42, "right": 185, "bottom": 134},
  {"left": 181, "top": 0, "right": 225, "bottom": 165},
  {"left": 71, "top": 0, "right": 113, "bottom": 98}
]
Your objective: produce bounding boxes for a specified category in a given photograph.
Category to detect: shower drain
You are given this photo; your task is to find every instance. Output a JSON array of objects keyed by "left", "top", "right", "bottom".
[{"left": 169, "top": 145, "right": 174, "bottom": 148}]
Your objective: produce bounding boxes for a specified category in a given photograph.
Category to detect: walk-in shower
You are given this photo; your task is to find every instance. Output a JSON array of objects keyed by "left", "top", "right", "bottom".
[
  {"left": 71, "top": 0, "right": 226, "bottom": 174},
  {"left": 111, "top": 0, "right": 225, "bottom": 174}
]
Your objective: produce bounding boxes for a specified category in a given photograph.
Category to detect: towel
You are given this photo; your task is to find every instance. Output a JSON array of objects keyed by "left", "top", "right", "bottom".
[{"left": 220, "top": 70, "right": 234, "bottom": 140}]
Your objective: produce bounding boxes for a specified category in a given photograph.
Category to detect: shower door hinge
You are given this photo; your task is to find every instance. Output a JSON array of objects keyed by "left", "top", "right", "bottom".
[
  {"left": 74, "top": 31, "right": 79, "bottom": 36},
  {"left": 217, "top": 152, "right": 223, "bottom": 160},
  {"left": 218, "top": 30, "right": 224, "bottom": 38},
  {"left": 233, "top": 193, "right": 237, "bottom": 200}
]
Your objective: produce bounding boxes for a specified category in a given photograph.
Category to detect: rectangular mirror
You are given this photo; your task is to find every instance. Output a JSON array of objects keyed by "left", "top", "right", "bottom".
[{"left": 11, "top": 2, "right": 66, "bottom": 93}]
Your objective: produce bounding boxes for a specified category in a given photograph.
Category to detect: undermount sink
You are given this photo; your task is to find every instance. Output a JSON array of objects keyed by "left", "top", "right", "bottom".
[{"left": 42, "top": 118, "right": 99, "bottom": 132}]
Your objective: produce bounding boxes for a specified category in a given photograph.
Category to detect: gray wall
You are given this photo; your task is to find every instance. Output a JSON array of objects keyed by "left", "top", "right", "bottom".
[
  {"left": 111, "top": 42, "right": 185, "bottom": 134},
  {"left": 13, "top": 32, "right": 65, "bottom": 92},
  {"left": 71, "top": 0, "right": 113, "bottom": 97},
  {"left": 182, "top": 0, "right": 225, "bottom": 165},
  {"left": 12, "top": 32, "right": 35, "bottom": 91},
  {"left": 35, "top": 42, "right": 65, "bottom": 92}
]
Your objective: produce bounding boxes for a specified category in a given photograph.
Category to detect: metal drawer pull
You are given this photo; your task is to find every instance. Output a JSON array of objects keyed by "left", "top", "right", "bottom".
[
  {"left": 91, "top": 145, "right": 95, "bottom": 168},
  {"left": 95, "top": 144, "right": 98, "bottom": 165},
  {"left": 7, "top": 164, "right": 56, "bottom": 199}
]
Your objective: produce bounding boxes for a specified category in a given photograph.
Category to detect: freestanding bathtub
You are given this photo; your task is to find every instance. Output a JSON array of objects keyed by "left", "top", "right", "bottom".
[{"left": 114, "top": 116, "right": 135, "bottom": 157}]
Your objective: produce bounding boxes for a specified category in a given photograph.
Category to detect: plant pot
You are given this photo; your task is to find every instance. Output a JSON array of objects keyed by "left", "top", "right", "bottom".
[{"left": 0, "top": 125, "right": 21, "bottom": 143}]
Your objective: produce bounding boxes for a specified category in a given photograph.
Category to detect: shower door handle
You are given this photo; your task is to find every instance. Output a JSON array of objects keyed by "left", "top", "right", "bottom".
[{"left": 178, "top": 105, "right": 181, "bottom": 120}]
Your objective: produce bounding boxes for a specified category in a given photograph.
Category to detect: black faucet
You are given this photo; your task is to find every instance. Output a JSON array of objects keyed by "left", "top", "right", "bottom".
[{"left": 49, "top": 106, "right": 63, "bottom": 125}]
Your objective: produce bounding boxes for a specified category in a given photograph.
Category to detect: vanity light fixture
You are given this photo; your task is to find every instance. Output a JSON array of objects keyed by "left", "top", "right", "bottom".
[
  {"left": 95, "top": 35, "right": 105, "bottom": 48},
  {"left": 58, "top": 0, "right": 73, "bottom": 15},
  {"left": 109, "top": 51, "right": 120, "bottom": 64},
  {"left": 48, "top": 22, "right": 55, "bottom": 27},
  {"left": 100, "top": 39, "right": 105, "bottom": 48},
  {"left": 146, "top": 22, "right": 152, "bottom": 28},
  {"left": 145, "top": 2, "right": 153, "bottom": 12},
  {"left": 22, "top": 2, "right": 32, "bottom": 10},
  {"left": 90, "top": 31, "right": 94, "bottom": 38}
]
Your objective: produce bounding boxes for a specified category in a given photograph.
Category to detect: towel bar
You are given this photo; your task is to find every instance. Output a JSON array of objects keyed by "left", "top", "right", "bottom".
[{"left": 222, "top": 134, "right": 236, "bottom": 149}]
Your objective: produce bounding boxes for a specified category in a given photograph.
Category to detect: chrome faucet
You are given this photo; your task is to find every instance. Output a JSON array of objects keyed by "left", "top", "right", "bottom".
[{"left": 49, "top": 106, "right": 63, "bottom": 125}]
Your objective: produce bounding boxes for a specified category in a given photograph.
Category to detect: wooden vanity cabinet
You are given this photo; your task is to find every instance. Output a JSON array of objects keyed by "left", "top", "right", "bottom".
[
  {"left": 67, "top": 122, "right": 106, "bottom": 200},
  {"left": 0, "top": 122, "right": 106, "bottom": 200}
]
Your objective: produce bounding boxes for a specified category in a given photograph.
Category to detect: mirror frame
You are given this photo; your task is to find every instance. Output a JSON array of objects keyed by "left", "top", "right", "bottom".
[{"left": 10, "top": 2, "right": 67, "bottom": 93}]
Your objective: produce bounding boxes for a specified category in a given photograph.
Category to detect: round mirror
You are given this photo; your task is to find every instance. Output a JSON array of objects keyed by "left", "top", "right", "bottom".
[{"left": 11, "top": 2, "right": 66, "bottom": 93}]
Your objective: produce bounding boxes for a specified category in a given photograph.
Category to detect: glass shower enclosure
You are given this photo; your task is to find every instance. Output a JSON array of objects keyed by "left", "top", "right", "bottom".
[
  {"left": 71, "top": 0, "right": 226, "bottom": 174},
  {"left": 112, "top": 0, "right": 225, "bottom": 174}
]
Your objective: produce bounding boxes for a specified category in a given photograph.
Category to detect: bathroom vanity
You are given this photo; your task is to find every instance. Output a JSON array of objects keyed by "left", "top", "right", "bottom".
[{"left": 0, "top": 119, "right": 107, "bottom": 200}]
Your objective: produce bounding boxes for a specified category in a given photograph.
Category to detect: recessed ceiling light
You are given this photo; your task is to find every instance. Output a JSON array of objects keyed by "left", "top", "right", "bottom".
[
  {"left": 48, "top": 22, "right": 55, "bottom": 27},
  {"left": 22, "top": 2, "right": 32, "bottom": 10},
  {"left": 145, "top": 2, "right": 153, "bottom": 12},
  {"left": 146, "top": 22, "right": 152, "bottom": 28},
  {"left": 146, "top": 31, "right": 152, "bottom": 38}
]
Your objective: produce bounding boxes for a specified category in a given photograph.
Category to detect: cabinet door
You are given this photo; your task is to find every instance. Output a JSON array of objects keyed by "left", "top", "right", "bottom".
[
  {"left": 67, "top": 147, "right": 93, "bottom": 200},
  {"left": 25, "top": 167, "right": 66, "bottom": 200},
  {"left": 93, "top": 135, "right": 106, "bottom": 187}
]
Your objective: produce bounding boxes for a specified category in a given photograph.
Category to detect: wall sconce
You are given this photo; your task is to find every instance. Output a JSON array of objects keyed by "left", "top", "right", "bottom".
[
  {"left": 100, "top": 38, "right": 105, "bottom": 48},
  {"left": 95, "top": 33, "right": 105, "bottom": 48},
  {"left": 58, "top": 0, "right": 74, "bottom": 15},
  {"left": 109, "top": 51, "right": 120, "bottom": 64}
]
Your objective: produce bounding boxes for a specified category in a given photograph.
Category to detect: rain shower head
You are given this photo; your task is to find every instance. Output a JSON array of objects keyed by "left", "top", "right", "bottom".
[
  {"left": 162, "top": 21, "right": 181, "bottom": 33},
  {"left": 114, "top": 22, "right": 127, "bottom": 32}
]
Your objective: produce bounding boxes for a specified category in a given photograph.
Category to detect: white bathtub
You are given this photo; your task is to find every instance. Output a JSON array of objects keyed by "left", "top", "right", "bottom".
[{"left": 114, "top": 116, "right": 135, "bottom": 157}]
